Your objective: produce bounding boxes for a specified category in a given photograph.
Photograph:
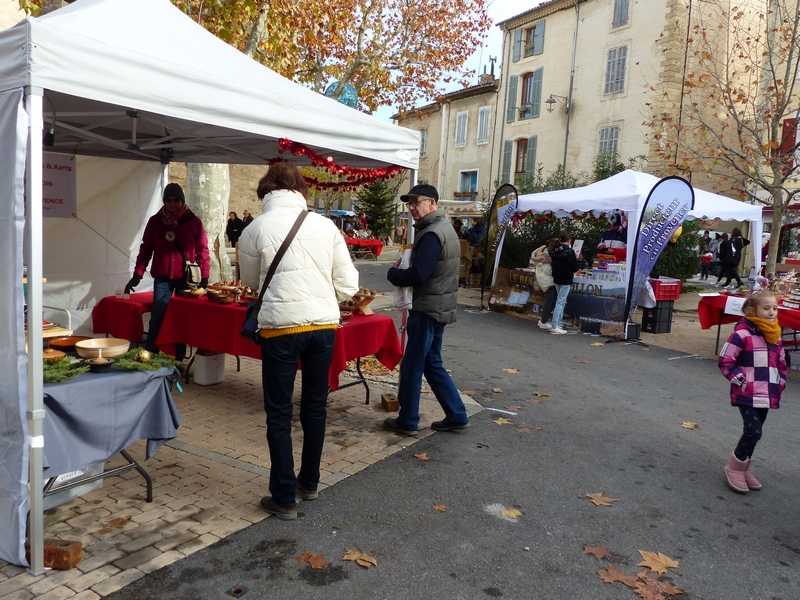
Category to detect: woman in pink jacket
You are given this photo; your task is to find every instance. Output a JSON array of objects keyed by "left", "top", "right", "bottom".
[{"left": 718, "top": 291, "right": 786, "bottom": 493}]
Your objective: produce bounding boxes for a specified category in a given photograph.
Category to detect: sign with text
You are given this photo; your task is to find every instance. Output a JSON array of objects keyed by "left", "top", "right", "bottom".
[{"left": 42, "top": 153, "right": 77, "bottom": 218}]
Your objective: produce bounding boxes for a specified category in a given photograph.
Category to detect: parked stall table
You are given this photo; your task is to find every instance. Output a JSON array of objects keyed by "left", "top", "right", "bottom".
[
  {"left": 344, "top": 238, "right": 383, "bottom": 261},
  {"left": 92, "top": 292, "right": 154, "bottom": 343},
  {"left": 42, "top": 368, "right": 181, "bottom": 503},
  {"left": 156, "top": 296, "right": 403, "bottom": 403},
  {"left": 698, "top": 294, "right": 800, "bottom": 353}
]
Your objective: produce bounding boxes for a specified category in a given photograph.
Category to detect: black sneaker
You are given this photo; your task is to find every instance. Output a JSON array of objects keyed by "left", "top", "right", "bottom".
[
  {"left": 260, "top": 496, "right": 297, "bottom": 520},
  {"left": 431, "top": 418, "right": 470, "bottom": 432},
  {"left": 383, "top": 417, "right": 418, "bottom": 437}
]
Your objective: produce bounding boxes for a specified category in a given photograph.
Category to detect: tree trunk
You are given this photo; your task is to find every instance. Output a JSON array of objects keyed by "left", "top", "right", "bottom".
[
  {"left": 186, "top": 163, "right": 233, "bottom": 284},
  {"left": 766, "top": 187, "right": 785, "bottom": 278},
  {"left": 243, "top": 1, "right": 269, "bottom": 59}
]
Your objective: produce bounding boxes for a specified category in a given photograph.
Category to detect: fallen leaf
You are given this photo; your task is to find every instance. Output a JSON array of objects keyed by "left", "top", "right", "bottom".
[
  {"left": 641, "top": 347, "right": 650, "bottom": 351},
  {"left": 296, "top": 551, "right": 332, "bottom": 570},
  {"left": 535, "top": 427, "right": 543, "bottom": 431},
  {"left": 596, "top": 565, "right": 639, "bottom": 587},
  {"left": 636, "top": 550, "right": 679, "bottom": 575},
  {"left": 502, "top": 368, "right": 519, "bottom": 373},
  {"left": 505, "top": 405, "right": 521, "bottom": 411},
  {"left": 681, "top": 421, "right": 701, "bottom": 430},
  {"left": 433, "top": 504, "right": 447, "bottom": 512},
  {"left": 492, "top": 387, "right": 503, "bottom": 393},
  {"left": 493, "top": 417, "right": 512, "bottom": 425},
  {"left": 583, "top": 545, "right": 612, "bottom": 560},
  {"left": 482, "top": 396, "right": 495, "bottom": 402},
  {"left": 591, "top": 342, "right": 605, "bottom": 347},
  {"left": 586, "top": 492, "right": 619, "bottom": 507},
  {"left": 501, "top": 507, "right": 523, "bottom": 519},
  {"left": 343, "top": 549, "right": 377, "bottom": 568},
  {"left": 533, "top": 392, "right": 549, "bottom": 397},
  {"left": 526, "top": 398, "right": 541, "bottom": 404},
  {"left": 516, "top": 427, "right": 532, "bottom": 434},
  {"left": 516, "top": 344, "right": 524, "bottom": 347},
  {"left": 461, "top": 390, "right": 475, "bottom": 395},
  {"left": 413, "top": 453, "right": 430, "bottom": 461},
  {"left": 577, "top": 360, "right": 589, "bottom": 364},
  {"left": 636, "top": 571, "right": 682, "bottom": 596}
]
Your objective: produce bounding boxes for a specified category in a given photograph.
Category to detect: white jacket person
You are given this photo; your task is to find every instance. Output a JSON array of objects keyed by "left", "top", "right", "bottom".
[{"left": 238, "top": 189, "right": 359, "bottom": 331}]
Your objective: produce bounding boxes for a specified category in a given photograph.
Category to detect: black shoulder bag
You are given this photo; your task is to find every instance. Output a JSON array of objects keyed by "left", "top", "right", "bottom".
[{"left": 240, "top": 210, "right": 309, "bottom": 344}]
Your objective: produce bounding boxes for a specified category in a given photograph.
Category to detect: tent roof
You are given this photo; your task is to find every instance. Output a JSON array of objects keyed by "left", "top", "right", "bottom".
[
  {"left": 516, "top": 170, "right": 763, "bottom": 222},
  {"left": 0, "top": 0, "right": 419, "bottom": 169}
]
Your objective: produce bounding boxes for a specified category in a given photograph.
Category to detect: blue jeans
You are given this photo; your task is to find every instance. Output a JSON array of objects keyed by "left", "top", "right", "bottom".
[
  {"left": 396, "top": 311, "right": 468, "bottom": 430},
  {"left": 551, "top": 284, "right": 571, "bottom": 329},
  {"left": 259, "top": 329, "right": 335, "bottom": 508},
  {"left": 147, "top": 278, "right": 187, "bottom": 361}
]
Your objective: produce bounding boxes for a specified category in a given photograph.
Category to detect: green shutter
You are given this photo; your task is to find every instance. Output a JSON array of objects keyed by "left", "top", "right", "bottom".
[
  {"left": 525, "top": 136, "right": 537, "bottom": 177},
  {"left": 501, "top": 140, "right": 513, "bottom": 184},
  {"left": 512, "top": 29, "right": 522, "bottom": 62},
  {"left": 533, "top": 20, "right": 545, "bottom": 55},
  {"left": 531, "top": 68, "right": 543, "bottom": 118},
  {"left": 506, "top": 75, "right": 518, "bottom": 123}
]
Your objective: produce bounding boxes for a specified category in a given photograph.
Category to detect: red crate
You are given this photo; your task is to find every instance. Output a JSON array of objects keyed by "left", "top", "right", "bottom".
[{"left": 648, "top": 277, "right": 681, "bottom": 301}]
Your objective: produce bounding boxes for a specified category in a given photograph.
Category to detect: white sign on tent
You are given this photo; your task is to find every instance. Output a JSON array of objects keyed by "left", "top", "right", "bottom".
[{"left": 41, "top": 152, "right": 76, "bottom": 218}]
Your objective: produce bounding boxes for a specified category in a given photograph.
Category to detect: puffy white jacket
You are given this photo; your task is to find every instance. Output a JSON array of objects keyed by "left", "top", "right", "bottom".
[{"left": 238, "top": 190, "right": 359, "bottom": 330}]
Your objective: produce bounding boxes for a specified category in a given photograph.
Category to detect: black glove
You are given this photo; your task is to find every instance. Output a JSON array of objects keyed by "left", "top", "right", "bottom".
[
  {"left": 199, "top": 277, "right": 209, "bottom": 289},
  {"left": 124, "top": 275, "right": 141, "bottom": 295}
]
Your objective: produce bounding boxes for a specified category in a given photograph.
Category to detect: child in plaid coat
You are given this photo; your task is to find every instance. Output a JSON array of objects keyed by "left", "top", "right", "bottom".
[{"left": 718, "top": 291, "right": 786, "bottom": 493}]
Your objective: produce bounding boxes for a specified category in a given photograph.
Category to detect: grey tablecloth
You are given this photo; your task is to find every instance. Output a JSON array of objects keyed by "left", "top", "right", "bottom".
[{"left": 42, "top": 367, "right": 181, "bottom": 477}]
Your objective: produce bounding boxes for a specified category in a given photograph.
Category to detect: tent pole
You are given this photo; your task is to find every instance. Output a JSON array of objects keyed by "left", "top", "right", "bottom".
[{"left": 24, "top": 87, "right": 46, "bottom": 576}]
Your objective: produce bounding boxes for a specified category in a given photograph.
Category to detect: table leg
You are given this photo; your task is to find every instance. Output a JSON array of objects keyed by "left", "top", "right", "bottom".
[
  {"left": 715, "top": 307, "right": 724, "bottom": 355},
  {"left": 331, "top": 357, "right": 370, "bottom": 404}
]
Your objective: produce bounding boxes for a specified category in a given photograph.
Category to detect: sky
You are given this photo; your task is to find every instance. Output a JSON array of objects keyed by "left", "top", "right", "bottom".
[{"left": 374, "top": 0, "right": 543, "bottom": 121}]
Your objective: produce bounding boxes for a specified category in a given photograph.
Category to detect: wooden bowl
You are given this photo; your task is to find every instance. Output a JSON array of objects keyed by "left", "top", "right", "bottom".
[
  {"left": 42, "top": 348, "right": 66, "bottom": 362},
  {"left": 85, "top": 357, "right": 116, "bottom": 373},
  {"left": 75, "top": 338, "right": 130, "bottom": 358},
  {"left": 48, "top": 336, "right": 91, "bottom": 353},
  {"left": 218, "top": 296, "right": 235, "bottom": 304}
]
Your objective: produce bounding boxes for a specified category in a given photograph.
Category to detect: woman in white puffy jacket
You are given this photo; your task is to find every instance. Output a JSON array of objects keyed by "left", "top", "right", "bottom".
[{"left": 238, "top": 162, "right": 359, "bottom": 520}]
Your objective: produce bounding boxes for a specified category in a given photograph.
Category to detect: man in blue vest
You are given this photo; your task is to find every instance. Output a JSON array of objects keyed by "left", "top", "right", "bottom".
[{"left": 384, "top": 184, "right": 470, "bottom": 436}]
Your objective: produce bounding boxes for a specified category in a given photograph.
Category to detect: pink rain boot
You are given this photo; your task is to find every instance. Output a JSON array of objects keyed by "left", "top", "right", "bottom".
[
  {"left": 743, "top": 458, "right": 762, "bottom": 490},
  {"left": 724, "top": 454, "right": 749, "bottom": 493}
]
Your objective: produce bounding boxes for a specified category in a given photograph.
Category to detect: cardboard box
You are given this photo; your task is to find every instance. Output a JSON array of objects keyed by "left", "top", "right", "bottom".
[{"left": 194, "top": 352, "right": 225, "bottom": 385}]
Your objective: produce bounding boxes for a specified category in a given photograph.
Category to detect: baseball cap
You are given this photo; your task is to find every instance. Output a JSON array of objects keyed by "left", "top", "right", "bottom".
[{"left": 401, "top": 183, "right": 439, "bottom": 203}]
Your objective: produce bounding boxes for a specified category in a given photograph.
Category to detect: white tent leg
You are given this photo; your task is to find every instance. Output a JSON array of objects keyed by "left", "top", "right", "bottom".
[{"left": 24, "top": 87, "right": 46, "bottom": 576}]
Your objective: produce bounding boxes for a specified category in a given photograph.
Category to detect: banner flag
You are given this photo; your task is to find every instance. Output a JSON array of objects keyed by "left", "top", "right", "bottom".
[
  {"left": 483, "top": 184, "right": 518, "bottom": 287},
  {"left": 624, "top": 176, "right": 694, "bottom": 321}
]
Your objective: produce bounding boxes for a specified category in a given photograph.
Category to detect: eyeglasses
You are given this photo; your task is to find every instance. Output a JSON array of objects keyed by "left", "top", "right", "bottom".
[
  {"left": 165, "top": 197, "right": 183, "bottom": 203},
  {"left": 408, "top": 197, "right": 431, "bottom": 207}
]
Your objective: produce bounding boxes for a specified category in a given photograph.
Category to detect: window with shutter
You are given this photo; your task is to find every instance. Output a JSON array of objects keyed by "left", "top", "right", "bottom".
[
  {"left": 531, "top": 68, "right": 543, "bottom": 118},
  {"left": 419, "top": 129, "right": 428, "bottom": 157},
  {"left": 506, "top": 76, "right": 518, "bottom": 123},
  {"left": 525, "top": 136, "right": 537, "bottom": 178},
  {"left": 512, "top": 29, "right": 522, "bottom": 62},
  {"left": 598, "top": 126, "right": 620, "bottom": 163},
  {"left": 612, "top": 0, "right": 629, "bottom": 28},
  {"left": 523, "top": 21, "right": 545, "bottom": 58},
  {"left": 604, "top": 46, "right": 628, "bottom": 94},
  {"left": 515, "top": 139, "right": 528, "bottom": 174},
  {"left": 477, "top": 107, "right": 491, "bottom": 144},
  {"left": 501, "top": 140, "right": 513, "bottom": 184},
  {"left": 455, "top": 111, "right": 468, "bottom": 148}
]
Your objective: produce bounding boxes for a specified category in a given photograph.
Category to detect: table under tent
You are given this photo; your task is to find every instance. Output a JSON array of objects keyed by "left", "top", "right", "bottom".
[{"left": 0, "top": 0, "right": 418, "bottom": 572}]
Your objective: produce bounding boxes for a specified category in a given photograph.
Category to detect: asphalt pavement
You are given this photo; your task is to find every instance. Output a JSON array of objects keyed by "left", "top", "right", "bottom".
[{"left": 107, "top": 262, "right": 800, "bottom": 600}]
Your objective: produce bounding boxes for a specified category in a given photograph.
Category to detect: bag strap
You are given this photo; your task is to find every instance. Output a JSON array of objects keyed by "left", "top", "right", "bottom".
[
  {"left": 254, "top": 210, "right": 309, "bottom": 306},
  {"left": 171, "top": 234, "right": 190, "bottom": 264}
]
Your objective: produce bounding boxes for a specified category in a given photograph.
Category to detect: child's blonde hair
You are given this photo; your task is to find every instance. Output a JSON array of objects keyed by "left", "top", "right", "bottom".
[{"left": 742, "top": 290, "right": 778, "bottom": 316}]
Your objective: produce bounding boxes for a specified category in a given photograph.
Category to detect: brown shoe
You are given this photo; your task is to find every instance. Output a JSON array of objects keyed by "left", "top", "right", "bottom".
[{"left": 260, "top": 496, "right": 297, "bottom": 520}]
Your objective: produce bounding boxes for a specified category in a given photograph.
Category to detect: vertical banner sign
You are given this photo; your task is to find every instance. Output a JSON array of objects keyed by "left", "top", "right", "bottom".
[
  {"left": 42, "top": 152, "right": 76, "bottom": 218},
  {"left": 483, "top": 183, "right": 518, "bottom": 287},
  {"left": 624, "top": 176, "right": 694, "bottom": 321}
]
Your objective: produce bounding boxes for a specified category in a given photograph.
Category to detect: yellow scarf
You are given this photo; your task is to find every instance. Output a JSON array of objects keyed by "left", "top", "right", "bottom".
[{"left": 746, "top": 317, "right": 781, "bottom": 344}]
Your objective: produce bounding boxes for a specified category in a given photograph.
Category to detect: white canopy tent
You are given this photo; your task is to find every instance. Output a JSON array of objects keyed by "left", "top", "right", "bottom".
[
  {"left": 0, "top": 0, "right": 419, "bottom": 571},
  {"left": 501, "top": 169, "right": 763, "bottom": 285}
]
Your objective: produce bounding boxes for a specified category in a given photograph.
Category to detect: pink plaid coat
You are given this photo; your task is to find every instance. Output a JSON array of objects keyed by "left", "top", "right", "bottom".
[{"left": 718, "top": 318, "right": 786, "bottom": 409}]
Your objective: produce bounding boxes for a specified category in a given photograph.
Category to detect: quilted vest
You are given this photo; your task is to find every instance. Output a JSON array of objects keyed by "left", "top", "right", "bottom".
[{"left": 411, "top": 208, "right": 460, "bottom": 324}]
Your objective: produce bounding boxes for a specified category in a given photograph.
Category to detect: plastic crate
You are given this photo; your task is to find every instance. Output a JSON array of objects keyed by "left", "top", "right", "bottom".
[
  {"left": 642, "top": 318, "right": 672, "bottom": 334},
  {"left": 643, "top": 300, "right": 674, "bottom": 323},
  {"left": 648, "top": 277, "right": 681, "bottom": 301}
]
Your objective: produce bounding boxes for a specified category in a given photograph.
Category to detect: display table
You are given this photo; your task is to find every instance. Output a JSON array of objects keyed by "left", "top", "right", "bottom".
[
  {"left": 92, "top": 292, "right": 154, "bottom": 343},
  {"left": 698, "top": 294, "right": 800, "bottom": 352},
  {"left": 42, "top": 368, "right": 181, "bottom": 501},
  {"left": 156, "top": 296, "right": 403, "bottom": 399},
  {"left": 345, "top": 238, "right": 383, "bottom": 260}
]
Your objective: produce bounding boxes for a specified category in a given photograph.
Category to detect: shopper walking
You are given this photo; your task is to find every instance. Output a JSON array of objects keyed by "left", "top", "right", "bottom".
[
  {"left": 709, "top": 233, "right": 720, "bottom": 278},
  {"left": 383, "top": 183, "right": 469, "bottom": 436},
  {"left": 718, "top": 291, "right": 786, "bottom": 493},
  {"left": 238, "top": 162, "right": 359, "bottom": 520},
  {"left": 531, "top": 238, "right": 558, "bottom": 330},
  {"left": 549, "top": 231, "right": 578, "bottom": 335},
  {"left": 714, "top": 233, "right": 740, "bottom": 288}
]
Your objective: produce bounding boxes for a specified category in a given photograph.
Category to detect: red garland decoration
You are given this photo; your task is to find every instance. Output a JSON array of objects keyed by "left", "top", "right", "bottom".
[{"left": 270, "top": 138, "right": 406, "bottom": 191}]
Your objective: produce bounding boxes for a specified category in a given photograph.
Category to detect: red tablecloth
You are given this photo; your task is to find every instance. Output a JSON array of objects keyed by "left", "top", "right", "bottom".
[
  {"left": 155, "top": 296, "right": 402, "bottom": 390},
  {"left": 92, "top": 292, "right": 154, "bottom": 342},
  {"left": 698, "top": 295, "right": 800, "bottom": 330},
  {"left": 344, "top": 238, "right": 384, "bottom": 257}
]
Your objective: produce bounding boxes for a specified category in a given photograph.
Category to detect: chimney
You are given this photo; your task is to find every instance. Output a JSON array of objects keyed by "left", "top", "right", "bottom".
[{"left": 479, "top": 66, "right": 495, "bottom": 85}]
